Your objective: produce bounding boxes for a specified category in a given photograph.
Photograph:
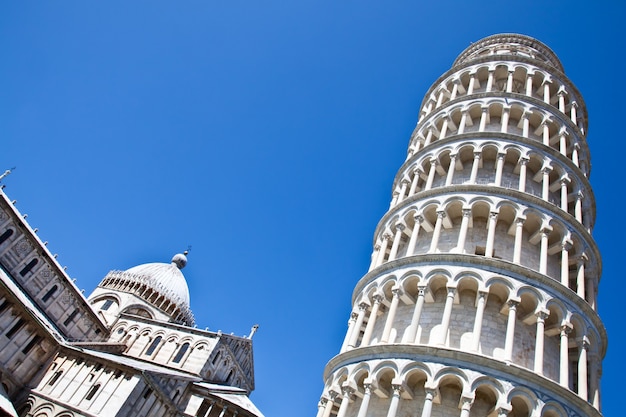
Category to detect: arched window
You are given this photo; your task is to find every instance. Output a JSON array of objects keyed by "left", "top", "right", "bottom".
[
  {"left": 85, "top": 384, "right": 100, "bottom": 400},
  {"left": 172, "top": 342, "right": 189, "bottom": 363},
  {"left": 41, "top": 285, "right": 58, "bottom": 302},
  {"left": 0, "top": 229, "right": 14, "bottom": 245},
  {"left": 19, "top": 258, "right": 38, "bottom": 277},
  {"left": 48, "top": 370, "right": 63, "bottom": 385},
  {"left": 145, "top": 336, "right": 162, "bottom": 356},
  {"left": 101, "top": 299, "right": 114, "bottom": 310}
]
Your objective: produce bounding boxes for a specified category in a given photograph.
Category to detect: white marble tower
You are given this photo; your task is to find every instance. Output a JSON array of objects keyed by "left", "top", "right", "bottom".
[{"left": 316, "top": 34, "right": 605, "bottom": 417}]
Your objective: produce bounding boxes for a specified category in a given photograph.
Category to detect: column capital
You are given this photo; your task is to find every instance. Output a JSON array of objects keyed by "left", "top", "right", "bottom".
[
  {"left": 518, "top": 156, "right": 529, "bottom": 165},
  {"left": 535, "top": 310, "right": 549, "bottom": 322},
  {"left": 560, "top": 322, "right": 573, "bottom": 335},
  {"left": 561, "top": 238, "right": 573, "bottom": 251},
  {"left": 372, "top": 293, "right": 384, "bottom": 304},
  {"left": 429, "top": 158, "right": 439, "bottom": 167},
  {"left": 391, "top": 286, "right": 404, "bottom": 297},
  {"left": 436, "top": 210, "right": 447, "bottom": 218},
  {"left": 401, "top": 178, "right": 411, "bottom": 186},
  {"left": 414, "top": 214, "right": 425, "bottom": 224},
  {"left": 417, "top": 285, "right": 427, "bottom": 297},
  {"left": 473, "top": 151, "right": 482, "bottom": 159},
  {"left": 507, "top": 299, "right": 519, "bottom": 310},
  {"left": 462, "top": 208, "right": 472, "bottom": 217},
  {"left": 357, "top": 301, "right": 370, "bottom": 311},
  {"left": 382, "top": 233, "right": 392, "bottom": 241},
  {"left": 394, "top": 223, "right": 406, "bottom": 232},
  {"left": 515, "top": 216, "right": 526, "bottom": 225},
  {"left": 459, "top": 395, "right": 474, "bottom": 410},
  {"left": 489, "top": 211, "right": 499, "bottom": 220},
  {"left": 559, "top": 176, "right": 571, "bottom": 185},
  {"left": 579, "top": 336, "right": 590, "bottom": 350},
  {"left": 541, "top": 165, "right": 552, "bottom": 174}
]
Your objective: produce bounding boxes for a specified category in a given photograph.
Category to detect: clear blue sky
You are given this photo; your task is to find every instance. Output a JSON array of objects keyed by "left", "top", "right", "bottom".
[{"left": 0, "top": 2, "right": 622, "bottom": 416}]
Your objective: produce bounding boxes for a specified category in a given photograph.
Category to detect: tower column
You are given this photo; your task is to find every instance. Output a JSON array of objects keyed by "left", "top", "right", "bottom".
[
  {"left": 503, "top": 299, "right": 519, "bottom": 361},
  {"left": 469, "top": 152, "right": 481, "bottom": 183},
  {"left": 409, "top": 168, "right": 422, "bottom": 196},
  {"left": 360, "top": 294, "right": 383, "bottom": 346},
  {"left": 560, "top": 239, "right": 572, "bottom": 287},
  {"left": 341, "top": 312, "right": 359, "bottom": 352},
  {"left": 356, "top": 383, "right": 373, "bottom": 417},
  {"left": 534, "top": 311, "right": 548, "bottom": 374},
  {"left": 438, "top": 286, "right": 457, "bottom": 346},
  {"left": 428, "top": 211, "right": 446, "bottom": 253},
  {"left": 421, "top": 388, "right": 437, "bottom": 417},
  {"left": 485, "top": 211, "right": 498, "bottom": 258},
  {"left": 425, "top": 159, "right": 438, "bottom": 190},
  {"left": 559, "top": 324, "right": 572, "bottom": 388},
  {"left": 385, "top": 384, "right": 403, "bottom": 417},
  {"left": 347, "top": 301, "right": 370, "bottom": 349},
  {"left": 539, "top": 228, "right": 550, "bottom": 274},
  {"left": 494, "top": 152, "right": 505, "bottom": 186},
  {"left": 578, "top": 337, "right": 589, "bottom": 400},
  {"left": 445, "top": 154, "right": 457, "bottom": 185},
  {"left": 513, "top": 217, "right": 525, "bottom": 264},
  {"left": 375, "top": 234, "right": 392, "bottom": 267},
  {"left": 406, "top": 215, "right": 423, "bottom": 256},
  {"left": 336, "top": 386, "right": 354, "bottom": 417},
  {"left": 404, "top": 285, "right": 426, "bottom": 344},
  {"left": 518, "top": 157, "right": 528, "bottom": 192},
  {"left": 381, "top": 287, "right": 403, "bottom": 343},
  {"left": 576, "top": 255, "right": 587, "bottom": 299},
  {"left": 388, "top": 224, "right": 406, "bottom": 262},
  {"left": 560, "top": 177, "right": 570, "bottom": 211},
  {"left": 459, "top": 396, "right": 473, "bottom": 417},
  {"left": 470, "top": 291, "right": 487, "bottom": 352},
  {"left": 455, "top": 208, "right": 471, "bottom": 253}
]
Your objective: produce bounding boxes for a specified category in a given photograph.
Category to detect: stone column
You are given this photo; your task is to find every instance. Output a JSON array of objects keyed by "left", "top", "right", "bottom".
[
  {"left": 347, "top": 301, "right": 370, "bottom": 349},
  {"left": 467, "top": 72, "right": 476, "bottom": 95},
  {"left": 576, "top": 255, "right": 586, "bottom": 299},
  {"left": 458, "top": 112, "right": 467, "bottom": 134},
  {"left": 424, "top": 129, "right": 433, "bottom": 147},
  {"left": 428, "top": 211, "right": 446, "bottom": 253},
  {"left": 485, "top": 211, "right": 498, "bottom": 258},
  {"left": 543, "top": 79, "right": 551, "bottom": 104},
  {"left": 479, "top": 106, "right": 488, "bottom": 132},
  {"left": 560, "top": 178, "right": 570, "bottom": 211},
  {"left": 542, "top": 121, "right": 550, "bottom": 146},
  {"left": 525, "top": 72, "right": 534, "bottom": 96},
  {"left": 572, "top": 143, "right": 580, "bottom": 167},
  {"left": 361, "top": 294, "right": 383, "bottom": 346},
  {"left": 369, "top": 244, "right": 381, "bottom": 270},
  {"left": 578, "top": 337, "right": 589, "bottom": 401},
  {"left": 506, "top": 70, "right": 514, "bottom": 92},
  {"left": 518, "top": 157, "right": 528, "bottom": 192},
  {"left": 456, "top": 208, "right": 471, "bottom": 253},
  {"left": 440, "top": 118, "right": 450, "bottom": 140},
  {"left": 560, "top": 239, "right": 572, "bottom": 287},
  {"left": 590, "top": 358, "right": 600, "bottom": 408},
  {"left": 559, "top": 324, "right": 572, "bottom": 388},
  {"left": 409, "top": 168, "right": 422, "bottom": 196},
  {"left": 494, "top": 153, "right": 505, "bottom": 186},
  {"left": 541, "top": 167, "right": 551, "bottom": 201},
  {"left": 388, "top": 224, "right": 406, "bottom": 262},
  {"left": 558, "top": 89, "right": 566, "bottom": 112},
  {"left": 425, "top": 159, "right": 438, "bottom": 190},
  {"left": 218, "top": 406, "right": 228, "bottom": 417},
  {"left": 539, "top": 228, "right": 550, "bottom": 274},
  {"left": 450, "top": 80, "right": 459, "bottom": 100},
  {"left": 459, "top": 396, "right": 473, "bottom": 417},
  {"left": 534, "top": 311, "right": 548, "bottom": 374},
  {"left": 559, "top": 131, "right": 568, "bottom": 156},
  {"left": 438, "top": 287, "right": 457, "bottom": 346},
  {"left": 421, "top": 388, "right": 437, "bottom": 417},
  {"left": 404, "top": 286, "right": 426, "bottom": 343},
  {"left": 341, "top": 312, "right": 359, "bottom": 352},
  {"left": 356, "top": 383, "right": 373, "bottom": 417},
  {"left": 445, "top": 154, "right": 457, "bottom": 185},
  {"left": 513, "top": 217, "right": 525, "bottom": 264},
  {"left": 471, "top": 291, "right": 487, "bottom": 352},
  {"left": 504, "top": 299, "right": 519, "bottom": 361},
  {"left": 316, "top": 397, "right": 329, "bottom": 417},
  {"left": 375, "top": 234, "right": 392, "bottom": 267},
  {"left": 381, "top": 287, "right": 403, "bottom": 343},
  {"left": 500, "top": 107, "right": 510, "bottom": 133},
  {"left": 397, "top": 180, "right": 410, "bottom": 203},
  {"left": 575, "top": 192, "right": 583, "bottom": 223},
  {"left": 336, "top": 386, "right": 354, "bottom": 417},
  {"left": 521, "top": 112, "right": 530, "bottom": 138},
  {"left": 406, "top": 215, "right": 423, "bottom": 256},
  {"left": 570, "top": 101, "right": 578, "bottom": 125},
  {"left": 385, "top": 384, "right": 403, "bottom": 417},
  {"left": 469, "top": 152, "right": 481, "bottom": 183},
  {"left": 486, "top": 69, "right": 494, "bottom": 92}
]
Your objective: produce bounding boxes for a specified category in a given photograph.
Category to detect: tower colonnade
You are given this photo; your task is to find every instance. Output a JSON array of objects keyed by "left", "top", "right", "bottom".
[{"left": 315, "top": 34, "right": 605, "bottom": 417}]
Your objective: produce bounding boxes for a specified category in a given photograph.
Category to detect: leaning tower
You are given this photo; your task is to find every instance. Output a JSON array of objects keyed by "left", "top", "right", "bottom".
[{"left": 316, "top": 34, "right": 605, "bottom": 417}]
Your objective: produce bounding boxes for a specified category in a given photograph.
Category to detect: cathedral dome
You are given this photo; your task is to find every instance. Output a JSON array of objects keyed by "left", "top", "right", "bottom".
[
  {"left": 125, "top": 253, "right": 191, "bottom": 307},
  {"left": 97, "top": 252, "right": 195, "bottom": 326}
]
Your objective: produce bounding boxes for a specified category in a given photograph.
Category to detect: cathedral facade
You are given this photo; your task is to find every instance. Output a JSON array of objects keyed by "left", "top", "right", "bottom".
[
  {"left": 315, "top": 34, "right": 605, "bottom": 417},
  {"left": 0, "top": 179, "right": 263, "bottom": 416}
]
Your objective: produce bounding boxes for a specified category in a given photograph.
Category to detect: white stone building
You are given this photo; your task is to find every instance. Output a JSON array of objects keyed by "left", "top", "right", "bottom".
[
  {"left": 0, "top": 178, "right": 264, "bottom": 417},
  {"left": 315, "top": 34, "right": 606, "bottom": 417}
]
